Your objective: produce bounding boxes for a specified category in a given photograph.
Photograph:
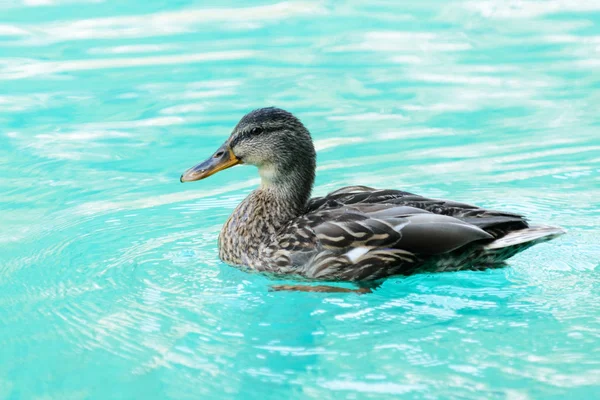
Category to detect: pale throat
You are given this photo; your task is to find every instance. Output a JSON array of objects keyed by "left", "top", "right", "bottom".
[
  {"left": 258, "top": 163, "right": 278, "bottom": 188},
  {"left": 257, "top": 163, "right": 308, "bottom": 209},
  {"left": 254, "top": 163, "right": 310, "bottom": 226}
]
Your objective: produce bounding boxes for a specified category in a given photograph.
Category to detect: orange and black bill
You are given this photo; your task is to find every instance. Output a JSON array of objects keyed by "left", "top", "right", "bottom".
[{"left": 180, "top": 142, "right": 240, "bottom": 183}]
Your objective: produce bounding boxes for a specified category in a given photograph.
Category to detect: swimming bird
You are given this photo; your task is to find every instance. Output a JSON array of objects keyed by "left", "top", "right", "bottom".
[{"left": 181, "top": 107, "right": 564, "bottom": 292}]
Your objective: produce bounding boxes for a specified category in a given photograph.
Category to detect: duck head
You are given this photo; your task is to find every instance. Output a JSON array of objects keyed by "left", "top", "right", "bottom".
[{"left": 180, "top": 107, "right": 316, "bottom": 196}]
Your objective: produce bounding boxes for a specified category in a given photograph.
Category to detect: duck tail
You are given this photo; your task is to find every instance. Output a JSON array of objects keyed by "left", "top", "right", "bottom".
[{"left": 480, "top": 225, "right": 565, "bottom": 262}]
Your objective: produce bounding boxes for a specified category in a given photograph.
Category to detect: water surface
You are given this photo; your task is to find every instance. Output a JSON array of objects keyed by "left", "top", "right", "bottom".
[{"left": 1, "top": 1, "right": 599, "bottom": 399}]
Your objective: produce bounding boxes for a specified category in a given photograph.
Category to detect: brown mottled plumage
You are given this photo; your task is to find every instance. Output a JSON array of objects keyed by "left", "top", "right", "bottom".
[{"left": 181, "top": 107, "right": 564, "bottom": 289}]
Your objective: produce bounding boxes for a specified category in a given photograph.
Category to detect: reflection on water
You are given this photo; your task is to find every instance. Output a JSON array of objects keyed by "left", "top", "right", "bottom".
[{"left": 1, "top": 0, "right": 599, "bottom": 398}]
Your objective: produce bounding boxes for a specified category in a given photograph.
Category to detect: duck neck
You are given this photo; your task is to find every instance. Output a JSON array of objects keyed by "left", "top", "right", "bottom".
[{"left": 258, "top": 160, "right": 315, "bottom": 217}]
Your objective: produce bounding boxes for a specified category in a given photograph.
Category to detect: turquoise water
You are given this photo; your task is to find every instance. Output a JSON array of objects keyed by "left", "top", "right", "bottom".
[{"left": 1, "top": 0, "right": 599, "bottom": 398}]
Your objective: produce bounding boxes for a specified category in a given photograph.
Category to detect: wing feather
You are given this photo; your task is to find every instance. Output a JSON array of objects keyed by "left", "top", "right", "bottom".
[
  {"left": 264, "top": 186, "right": 529, "bottom": 280},
  {"left": 306, "top": 186, "right": 529, "bottom": 238}
]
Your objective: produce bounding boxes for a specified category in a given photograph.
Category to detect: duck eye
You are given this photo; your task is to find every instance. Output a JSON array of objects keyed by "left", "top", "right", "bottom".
[{"left": 251, "top": 127, "right": 264, "bottom": 135}]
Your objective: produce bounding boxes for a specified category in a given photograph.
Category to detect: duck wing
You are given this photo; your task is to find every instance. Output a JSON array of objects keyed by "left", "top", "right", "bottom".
[
  {"left": 270, "top": 203, "right": 493, "bottom": 281},
  {"left": 306, "top": 185, "right": 529, "bottom": 238},
  {"left": 260, "top": 186, "right": 562, "bottom": 281}
]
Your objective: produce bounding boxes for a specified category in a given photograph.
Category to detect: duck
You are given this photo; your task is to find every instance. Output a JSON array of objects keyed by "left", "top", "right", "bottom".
[{"left": 180, "top": 107, "right": 564, "bottom": 293}]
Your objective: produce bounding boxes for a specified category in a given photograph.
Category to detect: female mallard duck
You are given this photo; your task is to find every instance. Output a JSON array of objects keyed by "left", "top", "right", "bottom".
[{"left": 181, "top": 107, "right": 563, "bottom": 292}]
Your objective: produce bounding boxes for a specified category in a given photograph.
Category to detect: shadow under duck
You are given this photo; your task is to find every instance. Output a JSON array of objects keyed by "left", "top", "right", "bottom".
[{"left": 181, "top": 107, "right": 564, "bottom": 293}]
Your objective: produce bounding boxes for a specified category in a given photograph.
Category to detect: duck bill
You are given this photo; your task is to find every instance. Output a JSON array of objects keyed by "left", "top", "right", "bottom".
[{"left": 180, "top": 143, "right": 240, "bottom": 183}]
